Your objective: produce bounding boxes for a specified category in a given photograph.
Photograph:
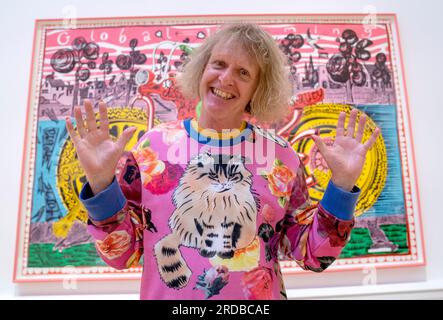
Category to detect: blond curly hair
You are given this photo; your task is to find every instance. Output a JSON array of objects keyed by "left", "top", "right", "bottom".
[{"left": 176, "top": 23, "right": 292, "bottom": 124}]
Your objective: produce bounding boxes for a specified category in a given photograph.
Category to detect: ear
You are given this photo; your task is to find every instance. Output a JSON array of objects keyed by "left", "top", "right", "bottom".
[{"left": 245, "top": 102, "right": 252, "bottom": 114}]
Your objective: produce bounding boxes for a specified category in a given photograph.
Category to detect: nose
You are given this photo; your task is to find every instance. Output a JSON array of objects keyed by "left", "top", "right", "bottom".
[{"left": 219, "top": 67, "right": 234, "bottom": 86}]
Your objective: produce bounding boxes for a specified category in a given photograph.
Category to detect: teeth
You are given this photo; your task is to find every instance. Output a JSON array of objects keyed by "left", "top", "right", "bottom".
[{"left": 212, "top": 88, "right": 234, "bottom": 100}]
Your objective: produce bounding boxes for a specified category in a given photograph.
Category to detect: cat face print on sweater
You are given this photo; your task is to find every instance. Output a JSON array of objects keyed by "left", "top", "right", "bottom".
[{"left": 154, "top": 151, "right": 259, "bottom": 289}]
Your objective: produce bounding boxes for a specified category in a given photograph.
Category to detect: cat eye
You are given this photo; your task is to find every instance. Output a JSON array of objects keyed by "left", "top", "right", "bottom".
[
  {"left": 208, "top": 171, "right": 218, "bottom": 178},
  {"left": 230, "top": 172, "right": 243, "bottom": 182}
]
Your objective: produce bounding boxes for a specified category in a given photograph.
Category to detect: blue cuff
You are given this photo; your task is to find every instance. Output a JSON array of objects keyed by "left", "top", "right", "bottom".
[
  {"left": 79, "top": 177, "right": 126, "bottom": 221},
  {"left": 320, "top": 181, "right": 360, "bottom": 220}
]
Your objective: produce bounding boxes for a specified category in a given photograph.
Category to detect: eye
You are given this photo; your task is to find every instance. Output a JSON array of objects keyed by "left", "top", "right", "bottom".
[
  {"left": 240, "top": 68, "right": 250, "bottom": 78},
  {"left": 212, "top": 60, "right": 225, "bottom": 68}
]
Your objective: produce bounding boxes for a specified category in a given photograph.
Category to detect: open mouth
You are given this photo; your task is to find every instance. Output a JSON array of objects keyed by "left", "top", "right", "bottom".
[{"left": 211, "top": 87, "right": 235, "bottom": 100}]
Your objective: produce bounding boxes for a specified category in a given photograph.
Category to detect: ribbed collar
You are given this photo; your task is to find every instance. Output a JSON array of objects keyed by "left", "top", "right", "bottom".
[{"left": 183, "top": 118, "right": 253, "bottom": 147}]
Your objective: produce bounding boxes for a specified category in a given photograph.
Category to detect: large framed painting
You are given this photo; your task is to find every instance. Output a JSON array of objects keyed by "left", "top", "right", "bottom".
[{"left": 14, "top": 14, "right": 425, "bottom": 282}]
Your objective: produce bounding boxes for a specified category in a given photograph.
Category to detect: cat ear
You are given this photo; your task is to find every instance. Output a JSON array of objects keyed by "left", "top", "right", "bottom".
[
  {"left": 191, "top": 152, "right": 206, "bottom": 167},
  {"left": 195, "top": 150, "right": 213, "bottom": 166},
  {"left": 229, "top": 154, "right": 248, "bottom": 165}
]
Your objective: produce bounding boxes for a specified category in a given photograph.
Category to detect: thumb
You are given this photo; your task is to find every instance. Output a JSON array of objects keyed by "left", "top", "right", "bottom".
[
  {"left": 312, "top": 135, "right": 328, "bottom": 156},
  {"left": 116, "top": 126, "right": 137, "bottom": 151}
]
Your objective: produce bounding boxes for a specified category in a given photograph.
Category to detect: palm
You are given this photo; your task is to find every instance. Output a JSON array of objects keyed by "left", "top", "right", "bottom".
[
  {"left": 324, "top": 135, "right": 367, "bottom": 183},
  {"left": 74, "top": 132, "right": 121, "bottom": 178},
  {"left": 66, "top": 100, "right": 136, "bottom": 194},
  {"left": 313, "top": 109, "right": 380, "bottom": 191}
]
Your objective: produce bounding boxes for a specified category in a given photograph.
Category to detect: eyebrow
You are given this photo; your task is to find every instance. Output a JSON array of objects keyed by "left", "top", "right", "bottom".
[{"left": 209, "top": 55, "right": 257, "bottom": 77}]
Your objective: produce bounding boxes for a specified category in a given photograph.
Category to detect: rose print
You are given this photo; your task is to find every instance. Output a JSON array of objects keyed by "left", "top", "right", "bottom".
[
  {"left": 261, "top": 159, "right": 295, "bottom": 208},
  {"left": 241, "top": 266, "right": 273, "bottom": 300},
  {"left": 261, "top": 204, "right": 277, "bottom": 224},
  {"left": 152, "top": 120, "right": 186, "bottom": 145},
  {"left": 133, "top": 142, "right": 165, "bottom": 188},
  {"left": 145, "top": 161, "right": 184, "bottom": 194},
  {"left": 96, "top": 230, "right": 131, "bottom": 260}
]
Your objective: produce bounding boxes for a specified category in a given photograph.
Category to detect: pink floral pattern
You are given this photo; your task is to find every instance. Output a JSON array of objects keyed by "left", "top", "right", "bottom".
[
  {"left": 288, "top": 166, "right": 309, "bottom": 210},
  {"left": 84, "top": 120, "right": 356, "bottom": 299}
]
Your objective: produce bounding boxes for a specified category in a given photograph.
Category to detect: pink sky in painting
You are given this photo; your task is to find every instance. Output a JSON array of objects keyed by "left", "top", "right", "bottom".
[{"left": 42, "top": 23, "right": 391, "bottom": 83}]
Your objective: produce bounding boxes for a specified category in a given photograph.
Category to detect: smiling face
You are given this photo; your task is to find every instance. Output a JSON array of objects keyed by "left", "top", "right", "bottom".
[{"left": 199, "top": 39, "right": 260, "bottom": 127}]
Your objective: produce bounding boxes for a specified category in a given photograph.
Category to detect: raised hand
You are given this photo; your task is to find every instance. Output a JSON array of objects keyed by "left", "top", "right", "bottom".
[
  {"left": 65, "top": 100, "right": 136, "bottom": 195},
  {"left": 312, "top": 109, "right": 380, "bottom": 191}
]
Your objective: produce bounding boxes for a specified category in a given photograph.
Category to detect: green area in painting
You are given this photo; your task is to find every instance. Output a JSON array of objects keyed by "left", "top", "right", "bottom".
[
  {"left": 380, "top": 224, "right": 409, "bottom": 254},
  {"left": 28, "top": 243, "right": 107, "bottom": 267},
  {"left": 28, "top": 225, "right": 409, "bottom": 266},
  {"left": 339, "top": 224, "right": 409, "bottom": 258}
]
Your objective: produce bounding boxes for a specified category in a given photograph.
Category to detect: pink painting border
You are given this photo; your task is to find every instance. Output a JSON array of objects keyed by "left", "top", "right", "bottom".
[{"left": 14, "top": 13, "right": 425, "bottom": 283}]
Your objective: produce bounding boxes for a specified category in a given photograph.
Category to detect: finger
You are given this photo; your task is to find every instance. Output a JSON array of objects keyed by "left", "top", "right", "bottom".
[
  {"left": 98, "top": 101, "right": 110, "bottom": 136},
  {"left": 74, "top": 106, "right": 87, "bottom": 138},
  {"left": 363, "top": 127, "right": 380, "bottom": 150},
  {"left": 65, "top": 116, "right": 80, "bottom": 146},
  {"left": 116, "top": 127, "right": 137, "bottom": 152},
  {"left": 336, "top": 112, "right": 346, "bottom": 137},
  {"left": 346, "top": 109, "right": 358, "bottom": 138},
  {"left": 312, "top": 135, "right": 328, "bottom": 156},
  {"left": 84, "top": 99, "right": 97, "bottom": 132},
  {"left": 355, "top": 114, "right": 367, "bottom": 143}
]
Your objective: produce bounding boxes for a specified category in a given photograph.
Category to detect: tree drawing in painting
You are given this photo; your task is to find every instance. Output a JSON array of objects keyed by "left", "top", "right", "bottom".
[
  {"left": 115, "top": 38, "right": 147, "bottom": 106},
  {"left": 279, "top": 33, "right": 305, "bottom": 85},
  {"left": 50, "top": 37, "right": 99, "bottom": 114},
  {"left": 99, "top": 52, "right": 114, "bottom": 88},
  {"left": 326, "top": 29, "right": 373, "bottom": 102},
  {"left": 371, "top": 52, "right": 392, "bottom": 103}
]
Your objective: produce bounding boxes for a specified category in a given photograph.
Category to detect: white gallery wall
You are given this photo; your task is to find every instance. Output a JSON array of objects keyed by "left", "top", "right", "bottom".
[{"left": 1, "top": 0, "right": 442, "bottom": 299}]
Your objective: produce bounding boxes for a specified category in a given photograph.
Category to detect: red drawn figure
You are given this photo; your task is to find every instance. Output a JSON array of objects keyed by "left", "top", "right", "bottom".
[{"left": 131, "top": 69, "right": 197, "bottom": 130}]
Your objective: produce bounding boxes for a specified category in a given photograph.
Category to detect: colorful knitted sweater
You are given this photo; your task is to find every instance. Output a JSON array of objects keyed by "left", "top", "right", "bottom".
[{"left": 80, "top": 118, "right": 358, "bottom": 300}]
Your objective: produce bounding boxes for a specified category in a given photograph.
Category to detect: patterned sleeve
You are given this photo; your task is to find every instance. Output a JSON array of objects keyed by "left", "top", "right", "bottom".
[
  {"left": 80, "top": 151, "right": 146, "bottom": 270},
  {"left": 269, "top": 159, "right": 358, "bottom": 273}
]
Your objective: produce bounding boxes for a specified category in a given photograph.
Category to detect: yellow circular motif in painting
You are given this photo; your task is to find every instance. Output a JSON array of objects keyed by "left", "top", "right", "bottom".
[
  {"left": 291, "top": 103, "right": 387, "bottom": 217},
  {"left": 54, "top": 107, "right": 157, "bottom": 238}
]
